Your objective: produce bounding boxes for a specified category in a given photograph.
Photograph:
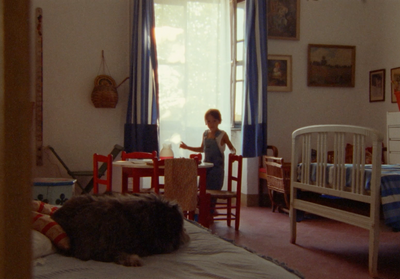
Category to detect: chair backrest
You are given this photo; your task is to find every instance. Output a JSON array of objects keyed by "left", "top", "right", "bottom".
[
  {"left": 227, "top": 154, "right": 243, "bottom": 193},
  {"left": 267, "top": 145, "right": 279, "bottom": 157},
  {"left": 264, "top": 156, "right": 291, "bottom": 193},
  {"left": 260, "top": 145, "right": 278, "bottom": 169},
  {"left": 121, "top": 150, "right": 157, "bottom": 161},
  {"left": 83, "top": 144, "right": 124, "bottom": 194},
  {"left": 93, "top": 153, "right": 113, "bottom": 194},
  {"left": 189, "top": 153, "right": 202, "bottom": 163}
]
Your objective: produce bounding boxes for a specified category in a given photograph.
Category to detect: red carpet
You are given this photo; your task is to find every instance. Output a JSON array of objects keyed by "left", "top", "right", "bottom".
[{"left": 210, "top": 206, "right": 400, "bottom": 279}]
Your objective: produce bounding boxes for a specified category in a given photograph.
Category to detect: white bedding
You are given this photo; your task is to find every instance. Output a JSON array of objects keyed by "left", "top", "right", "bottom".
[{"left": 34, "top": 220, "right": 302, "bottom": 279}]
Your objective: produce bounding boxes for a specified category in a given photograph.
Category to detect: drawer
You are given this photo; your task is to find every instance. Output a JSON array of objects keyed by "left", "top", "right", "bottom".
[
  {"left": 388, "top": 127, "right": 400, "bottom": 139},
  {"left": 387, "top": 112, "right": 400, "bottom": 125},
  {"left": 389, "top": 152, "right": 400, "bottom": 164},
  {"left": 389, "top": 140, "right": 400, "bottom": 151}
]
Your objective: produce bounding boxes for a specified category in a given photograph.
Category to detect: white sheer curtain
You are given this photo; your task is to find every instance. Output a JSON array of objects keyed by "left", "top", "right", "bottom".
[{"left": 154, "top": 0, "right": 231, "bottom": 159}]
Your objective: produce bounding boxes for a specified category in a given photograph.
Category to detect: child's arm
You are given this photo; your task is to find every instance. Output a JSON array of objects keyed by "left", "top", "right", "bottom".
[
  {"left": 179, "top": 141, "right": 203, "bottom": 153},
  {"left": 222, "top": 133, "right": 236, "bottom": 154}
]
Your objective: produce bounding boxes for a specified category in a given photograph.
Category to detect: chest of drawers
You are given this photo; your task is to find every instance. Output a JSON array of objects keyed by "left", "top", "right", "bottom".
[{"left": 387, "top": 111, "right": 400, "bottom": 164}]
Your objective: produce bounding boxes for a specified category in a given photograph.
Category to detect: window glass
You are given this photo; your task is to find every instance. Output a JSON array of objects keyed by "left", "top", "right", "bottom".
[
  {"left": 154, "top": 0, "right": 231, "bottom": 156},
  {"left": 232, "top": 1, "right": 245, "bottom": 127}
]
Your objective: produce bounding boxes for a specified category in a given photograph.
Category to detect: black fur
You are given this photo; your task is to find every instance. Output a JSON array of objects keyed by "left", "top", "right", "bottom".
[{"left": 51, "top": 193, "right": 189, "bottom": 266}]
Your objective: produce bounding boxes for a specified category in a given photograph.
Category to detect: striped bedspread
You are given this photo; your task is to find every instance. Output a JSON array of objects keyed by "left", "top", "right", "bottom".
[
  {"left": 379, "top": 165, "right": 400, "bottom": 230},
  {"left": 298, "top": 164, "right": 400, "bottom": 230}
]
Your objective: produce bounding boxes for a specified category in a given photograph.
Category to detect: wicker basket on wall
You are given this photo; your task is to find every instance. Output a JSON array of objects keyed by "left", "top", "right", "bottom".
[{"left": 91, "top": 75, "right": 118, "bottom": 108}]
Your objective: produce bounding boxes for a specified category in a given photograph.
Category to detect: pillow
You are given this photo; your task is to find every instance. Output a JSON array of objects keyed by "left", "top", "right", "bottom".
[
  {"left": 31, "top": 230, "right": 56, "bottom": 259},
  {"left": 32, "top": 211, "right": 70, "bottom": 251},
  {"left": 32, "top": 200, "right": 59, "bottom": 215}
]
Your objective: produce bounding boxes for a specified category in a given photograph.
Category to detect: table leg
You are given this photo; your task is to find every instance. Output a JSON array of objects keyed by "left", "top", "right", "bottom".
[
  {"left": 122, "top": 169, "right": 129, "bottom": 193},
  {"left": 132, "top": 173, "right": 140, "bottom": 193},
  {"left": 197, "top": 168, "right": 211, "bottom": 228}
]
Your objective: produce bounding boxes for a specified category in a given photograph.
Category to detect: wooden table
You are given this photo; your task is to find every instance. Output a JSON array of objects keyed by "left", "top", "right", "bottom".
[{"left": 113, "top": 160, "right": 213, "bottom": 227}]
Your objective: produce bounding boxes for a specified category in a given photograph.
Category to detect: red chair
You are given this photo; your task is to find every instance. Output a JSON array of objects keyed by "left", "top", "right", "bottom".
[
  {"left": 152, "top": 158, "right": 165, "bottom": 194},
  {"left": 206, "top": 154, "right": 243, "bottom": 230},
  {"left": 189, "top": 153, "right": 202, "bottom": 163},
  {"left": 120, "top": 150, "right": 158, "bottom": 193},
  {"left": 93, "top": 153, "right": 113, "bottom": 194},
  {"left": 121, "top": 150, "right": 157, "bottom": 161}
]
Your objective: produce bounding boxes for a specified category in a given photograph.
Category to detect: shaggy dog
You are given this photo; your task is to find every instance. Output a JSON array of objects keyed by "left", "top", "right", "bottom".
[{"left": 51, "top": 193, "right": 189, "bottom": 266}]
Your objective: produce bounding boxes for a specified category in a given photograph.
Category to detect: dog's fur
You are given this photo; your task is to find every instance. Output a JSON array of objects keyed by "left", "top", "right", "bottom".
[{"left": 51, "top": 193, "right": 189, "bottom": 266}]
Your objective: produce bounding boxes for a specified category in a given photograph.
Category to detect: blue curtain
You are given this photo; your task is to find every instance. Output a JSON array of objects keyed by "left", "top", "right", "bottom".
[
  {"left": 241, "top": 0, "right": 268, "bottom": 158},
  {"left": 124, "top": 0, "right": 160, "bottom": 153}
]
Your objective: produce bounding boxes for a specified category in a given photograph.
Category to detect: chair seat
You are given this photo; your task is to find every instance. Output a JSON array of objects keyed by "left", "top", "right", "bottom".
[{"left": 206, "top": 190, "right": 237, "bottom": 199}]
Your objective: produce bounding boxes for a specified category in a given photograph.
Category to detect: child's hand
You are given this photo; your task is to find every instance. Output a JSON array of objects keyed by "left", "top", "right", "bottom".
[{"left": 179, "top": 142, "right": 187, "bottom": 149}]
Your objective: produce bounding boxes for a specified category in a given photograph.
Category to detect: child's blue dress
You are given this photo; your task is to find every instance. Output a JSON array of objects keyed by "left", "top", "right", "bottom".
[{"left": 203, "top": 130, "right": 226, "bottom": 190}]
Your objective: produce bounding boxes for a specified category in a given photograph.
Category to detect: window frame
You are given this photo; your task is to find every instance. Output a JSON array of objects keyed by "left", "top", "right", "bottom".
[{"left": 231, "top": 0, "right": 245, "bottom": 128}]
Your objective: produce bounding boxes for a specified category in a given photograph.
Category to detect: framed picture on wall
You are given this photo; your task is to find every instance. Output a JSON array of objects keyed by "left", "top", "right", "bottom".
[
  {"left": 307, "top": 44, "right": 356, "bottom": 87},
  {"left": 267, "top": 0, "right": 300, "bottom": 40},
  {"left": 369, "top": 69, "right": 385, "bottom": 102},
  {"left": 391, "top": 67, "right": 400, "bottom": 103},
  {"left": 267, "top": 55, "right": 292, "bottom": 92}
]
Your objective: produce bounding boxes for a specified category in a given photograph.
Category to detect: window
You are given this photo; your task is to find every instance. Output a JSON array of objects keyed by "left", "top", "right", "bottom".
[
  {"left": 232, "top": 1, "right": 246, "bottom": 127},
  {"left": 154, "top": 0, "right": 231, "bottom": 157}
]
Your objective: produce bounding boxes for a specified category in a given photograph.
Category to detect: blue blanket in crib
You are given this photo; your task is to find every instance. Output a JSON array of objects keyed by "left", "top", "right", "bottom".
[{"left": 298, "top": 163, "right": 400, "bottom": 230}]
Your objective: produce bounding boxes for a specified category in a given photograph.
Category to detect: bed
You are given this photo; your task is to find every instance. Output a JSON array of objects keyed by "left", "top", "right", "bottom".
[
  {"left": 289, "top": 124, "right": 397, "bottom": 278},
  {"left": 33, "top": 219, "right": 303, "bottom": 279}
]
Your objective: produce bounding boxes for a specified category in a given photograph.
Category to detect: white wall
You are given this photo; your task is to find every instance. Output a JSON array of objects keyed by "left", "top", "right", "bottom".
[
  {"left": 243, "top": 0, "right": 400, "bottom": 196},
  {"left": 30, "top": 0, "right": 400, "bottom": 197},
  {"left": 267, "top": 0, "right": 398, "bottom": 162},
  {"left": 31, "top": 0, "right": 130, "bottom": 182}
]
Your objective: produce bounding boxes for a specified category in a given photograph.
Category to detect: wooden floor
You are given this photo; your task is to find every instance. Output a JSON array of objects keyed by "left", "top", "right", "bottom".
[{"left": 210, "top": 206, "right": 400, "bottom": 279}]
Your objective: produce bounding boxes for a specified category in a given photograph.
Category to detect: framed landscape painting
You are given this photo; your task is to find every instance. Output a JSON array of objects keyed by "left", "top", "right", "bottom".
[
  {"left": 391, "top": 67, "right": 400, "bottom": 103},
  {"left": 267, "top": 55, "right": 292, "bottom": 92},
  {"left": 307, "top": 44, "right": 356, "bottom": 87},
  {"left": 369, "top": 69, "right": 385, "bottom": 102},
  {"left": 267, "top": 0, "right": 300, "bottom": 40}
]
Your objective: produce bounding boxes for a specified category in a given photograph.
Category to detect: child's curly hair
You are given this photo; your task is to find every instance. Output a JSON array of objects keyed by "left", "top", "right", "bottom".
[{"left": 204, "top": 109, "right": 222, "bottom": 122}]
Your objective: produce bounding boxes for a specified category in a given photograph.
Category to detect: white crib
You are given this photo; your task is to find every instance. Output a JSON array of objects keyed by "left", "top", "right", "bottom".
[{"left": 289, "top": 124, "right": 383, "bottom": 277}]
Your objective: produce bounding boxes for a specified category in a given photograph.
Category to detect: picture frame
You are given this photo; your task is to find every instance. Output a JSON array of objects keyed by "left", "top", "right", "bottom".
[
  {"left": 391, "top": 67, "right": 400, "bottom": 103},
  {"left": 267, "top": 54, "right": 292, "bottom": 92},
  {"left": 308, "top": 44, "right": 356, "bottom": 87},
  {"left": 267, "top": 0, "right": 300, "bottom": 40},
  {"left": 369, "top": 69, "right": 385, "bottom": 102}
]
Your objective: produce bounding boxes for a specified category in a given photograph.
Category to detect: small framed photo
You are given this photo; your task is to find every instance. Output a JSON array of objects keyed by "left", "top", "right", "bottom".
[
  {"left": 391, "top": 67, "right": 400, "bottom": 103},
  {"left": 267, "top": 0, "right": 300, "bottom": 40},
  {"left": 308, "top": 44, "right": 356, "bottom": 87},
  {"left": 369, "top": 69, "right": 385, "bottom": 102},
  {"left": 268, "top": 55, "right": 292, "bottom": 92}
]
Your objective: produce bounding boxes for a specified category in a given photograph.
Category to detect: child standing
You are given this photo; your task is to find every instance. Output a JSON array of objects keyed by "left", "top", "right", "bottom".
[{"left": 180, "top": 109, "right": 236, "bottom": 190}]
